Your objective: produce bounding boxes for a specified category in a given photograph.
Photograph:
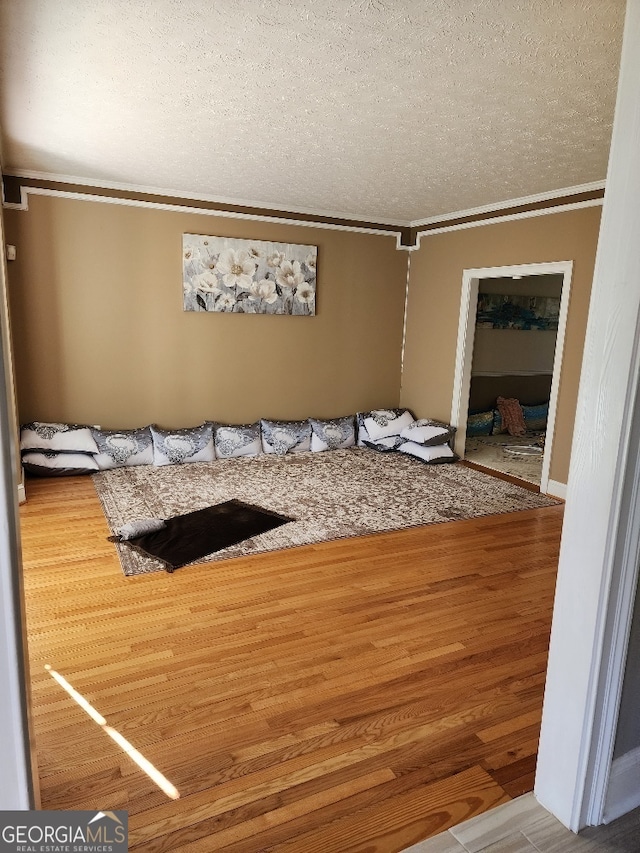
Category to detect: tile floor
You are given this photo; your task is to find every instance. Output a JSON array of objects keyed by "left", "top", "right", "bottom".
[
  {"left": 401, "top": 794, "right": 640, "bottom": 853},
  {"left": 464, "top": 436, "right": 544, "bottom": 486}
]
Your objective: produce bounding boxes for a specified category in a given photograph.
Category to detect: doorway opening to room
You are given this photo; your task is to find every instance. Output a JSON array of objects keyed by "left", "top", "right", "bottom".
[{"left": 450, "top": 261, "right": 572, "bottom": 496}]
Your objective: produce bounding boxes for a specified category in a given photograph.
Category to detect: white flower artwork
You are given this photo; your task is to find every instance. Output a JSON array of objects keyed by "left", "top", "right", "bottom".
[{"left": 183, "top": 235, "right": 317, "bottom": 315}]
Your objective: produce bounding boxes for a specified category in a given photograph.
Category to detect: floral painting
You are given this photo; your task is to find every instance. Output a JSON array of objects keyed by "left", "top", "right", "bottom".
[
  {"left": 183, "top": 234, "right": 317, "bottom": 315},
  {"left": 476, "top": 294, "right": 560, "bottom": 330}
]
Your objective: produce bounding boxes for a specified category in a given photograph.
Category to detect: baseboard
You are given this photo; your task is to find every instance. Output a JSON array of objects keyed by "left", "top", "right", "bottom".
[
  {"left": 17, "top": 481, "right": 26, "bottom": 504},
  {"left": 545, "top": 479, "right": 567, "bottom": 499},
  {"left": 603, "top": 746, "right": 640, "bottom": 823}
]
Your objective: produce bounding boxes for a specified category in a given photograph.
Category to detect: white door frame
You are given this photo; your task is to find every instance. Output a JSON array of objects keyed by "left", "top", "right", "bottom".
[
  {"left": 450, "top": 260, "right": 573, "bottom": 495},
  {"left": 536, "top": 0, "right": 640, "bottom": 828}
]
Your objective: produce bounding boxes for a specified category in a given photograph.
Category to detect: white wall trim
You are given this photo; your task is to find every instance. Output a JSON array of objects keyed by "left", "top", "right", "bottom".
[
  {"left": 546, "top": 480, "right": 567, "bottom": 500},
  {"left": 449, "top": 260, "right": 572, "bottom": 498},
  {"left": 603, "top": 746, "right": 640, "bottom": 823},
  {"left": 3, "top": 168, "right": 408, "bottom": 228},
  {"left": 17, "top": 482, "right": 25, "bottom": 505},
  {"left": 2, "top": 185, "right": 408, "bottom": 248},
  {"left": 3, "top": 168, "right": 605, "bottom": 233},
  {"left": 539, "top": 263, "right": 573, "bottom": 494},
  {"left": 0, "top": 192, "right": 33, "bottom": 809},
  {"left": 450, "top": 271, "right": 479, "bottom": 458},
  {"left": 410, "top": 181, "right": 606, "bottom": 228},
  {"left": 413, "top": 199, "right": 603, "bottom": 247}
]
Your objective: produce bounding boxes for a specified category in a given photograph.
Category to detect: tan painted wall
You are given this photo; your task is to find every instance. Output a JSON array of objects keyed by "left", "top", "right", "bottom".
[
  {"left": 4, "top": 195, "right": 407, "bottom": 429},
  {"left": 400, "top": 206, "right": 602, "bottom": 485}
]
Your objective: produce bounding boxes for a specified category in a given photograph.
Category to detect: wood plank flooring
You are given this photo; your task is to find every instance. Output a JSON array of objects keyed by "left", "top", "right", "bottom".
[{"left": 19, "top": 474, "right": 564, "bottom": 852}]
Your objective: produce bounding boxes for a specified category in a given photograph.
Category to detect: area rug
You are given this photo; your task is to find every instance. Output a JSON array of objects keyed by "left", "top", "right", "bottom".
[
  {"left": 112, "top": 500, "right": 293, "bottom": 573},
  {"left": 93, "top": 448, "right": 560, "bottom": 577}
]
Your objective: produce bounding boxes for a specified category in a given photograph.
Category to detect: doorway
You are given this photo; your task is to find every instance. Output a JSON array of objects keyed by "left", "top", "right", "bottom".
[{"left": 450, "top": 261, "right": 573, "bottom": 496}]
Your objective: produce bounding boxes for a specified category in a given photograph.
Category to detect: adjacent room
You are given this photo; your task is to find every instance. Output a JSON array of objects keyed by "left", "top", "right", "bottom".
[{"left": 1, "top": 2, "right": 638, "bottom": 853}]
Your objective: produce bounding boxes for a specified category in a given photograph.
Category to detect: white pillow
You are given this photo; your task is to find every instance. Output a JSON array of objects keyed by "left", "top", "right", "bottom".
[
  {"left": 356, "top": 417, "right": 370, "bottom": 447},
  {"left": 20, "top": 422, "right": 98, "bottom": 454},
  {"left": 400, "top": 419, "right": 454, "bottom": 447},
  {"left": 398, "top": 441, "right": 455, "bottom": 463},
  {"left": 22, "top": 451, "right": 99, "bottom": 473},
  {"left": 364, "top": 410, "right": 415, "bottom": 441},
  {"left": 151, "top": 423, "right": 215, "bottom": 466}
]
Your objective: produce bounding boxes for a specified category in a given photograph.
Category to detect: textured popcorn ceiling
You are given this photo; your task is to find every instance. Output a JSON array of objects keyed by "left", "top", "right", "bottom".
[{"left": 0, "top": 0, "right": 625, "bottom": 224}]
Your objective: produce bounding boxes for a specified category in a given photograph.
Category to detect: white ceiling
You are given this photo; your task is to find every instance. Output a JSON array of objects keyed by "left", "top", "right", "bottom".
[{"left": 0, "top": 0, "right": 626, "bottom": 225}]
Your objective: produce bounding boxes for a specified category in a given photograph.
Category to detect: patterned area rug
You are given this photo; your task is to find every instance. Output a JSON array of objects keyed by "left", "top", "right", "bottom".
[{"left": 93, "top": 449, "right": 560, "bottom": 577}]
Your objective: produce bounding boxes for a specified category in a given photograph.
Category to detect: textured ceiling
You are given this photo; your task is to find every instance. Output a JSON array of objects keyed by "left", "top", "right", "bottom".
[{"left": 0, "top": 0, "right": 625, "bottom": 224}]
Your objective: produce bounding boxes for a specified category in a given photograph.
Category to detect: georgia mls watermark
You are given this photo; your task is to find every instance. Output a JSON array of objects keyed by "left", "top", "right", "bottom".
[{"left": 0, "top": 811, "right": 128, "bottom": 853}]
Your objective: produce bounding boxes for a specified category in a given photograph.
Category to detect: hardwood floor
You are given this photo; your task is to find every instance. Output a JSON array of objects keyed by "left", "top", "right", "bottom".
[{"left": 19, "top": 475, "right": 564, "bottom": 852}]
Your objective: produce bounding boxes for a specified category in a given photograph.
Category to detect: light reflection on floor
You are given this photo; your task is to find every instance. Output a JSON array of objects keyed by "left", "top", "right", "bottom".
[{"left": 45, "top": 664, "right": 180, "bottom": 801}]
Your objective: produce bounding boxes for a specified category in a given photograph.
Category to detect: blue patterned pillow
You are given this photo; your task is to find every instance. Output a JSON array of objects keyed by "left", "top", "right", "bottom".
[
  {"left": 91, "top": 427, "right": 154, "bottom": 470},
  {"left": 466, "top": 410, "right": 493, "bottom": 436},
  {"left": 214, "top": 423, "right": 262, "bottom": 458},
  {"left": 492, "top": 409, "right": 507, "bottom": 435},
  {"left": 261, "top": 419, "right": 311, "bottom": 455},
  {"left": 151, "top": 423, "right": 215, "bottom": 465},
  {"left": 309, "top": 416, "right": 356, "bottom": 452},
  {"left": 522, "top": 402, "right": 549, "bottom": 432}
]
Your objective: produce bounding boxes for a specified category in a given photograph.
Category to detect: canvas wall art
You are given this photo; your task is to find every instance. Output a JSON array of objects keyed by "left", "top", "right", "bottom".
[
  {"left": 183, "top": 234, "right": 317, "bottom": 315},
  {"left": 476, "top": 294, "right": 560, "bottom": 330}
]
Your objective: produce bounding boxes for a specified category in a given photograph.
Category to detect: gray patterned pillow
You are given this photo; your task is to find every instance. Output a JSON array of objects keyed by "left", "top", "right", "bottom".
[
  {"left": 20, "top": 422, "right": 98, "bottom": 454},
  {"left": 214, "top": 423, "right": 262, "bottom": 458},
  {"left": 310, "top": 416, "right": 356, "bottom": 452},
  {"left": 150, "top": 423, "right": 215, "bottom": 466},
  {"left": 260, "top": 419, "right": 312, "bottom": 455},
  {"left": 91, "top": 427, "right": 154, "bottom": 470}
]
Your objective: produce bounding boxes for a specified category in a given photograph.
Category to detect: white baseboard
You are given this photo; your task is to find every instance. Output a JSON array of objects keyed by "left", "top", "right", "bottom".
[
  {"left": 545, "top": 479, "right": 567, "bottom": 499},
  {"left": 17, "top": 482, "right": 26, "bottom": 504},
  {"left": 603, "top": 746, "right": 640, "bottom": 823}
]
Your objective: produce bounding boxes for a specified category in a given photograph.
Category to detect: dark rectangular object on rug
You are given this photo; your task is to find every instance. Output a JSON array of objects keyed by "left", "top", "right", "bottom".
[{"left": 115, "top": 500, "right": 293, "bottom": 572}]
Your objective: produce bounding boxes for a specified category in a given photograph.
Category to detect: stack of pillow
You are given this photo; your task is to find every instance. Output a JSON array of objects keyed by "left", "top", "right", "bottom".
[
  {"left": 20, "top": 422, "right": 101, "bottom": 476},
  {"left": 357, "top": 408, "right": 457, "bottom": 463},
  {"left": 20, "top": 410, "right": 457, "bottom": 476}
]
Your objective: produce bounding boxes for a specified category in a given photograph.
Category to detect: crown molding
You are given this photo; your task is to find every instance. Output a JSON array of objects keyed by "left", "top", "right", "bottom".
[
  {"left": 412, "top": 197, "right": 604, "bottom": 248},
  {"left": 409, "top": 181, "right": 606, "bottom": 228},
  {"left": 3, "top": 185, "right": 411, "bottom": 250},
  {"left": 2, "top": 170, "right": 606, "bottom": 252},
  {"left": 2, "top": 168, "right": 408, "bottom": 228}
]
